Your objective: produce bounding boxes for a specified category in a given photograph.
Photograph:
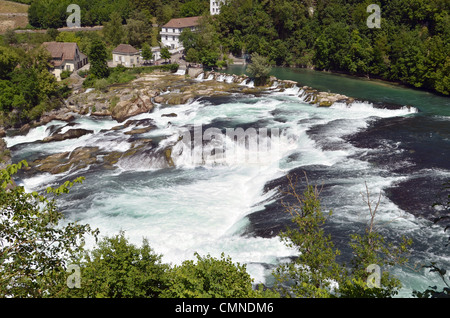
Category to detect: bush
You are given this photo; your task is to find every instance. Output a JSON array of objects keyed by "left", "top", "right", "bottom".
[
  {"left": 161, "top": 253, "right": 279, "bottom": 298},
  {"left": 82, "top": 74, "right": 97, "bottom": 88},
  {"left": 247, "top": 53, "right": 272, "bottom": 86},
  {"left": 59, "top": 232, "right": 169, "bottom": 298},
  {"left": 93, "top": 78, "right": 109, "bottom": 91},
  {"left": 60, "top": 70, "right": 72, "bottom": 80}
]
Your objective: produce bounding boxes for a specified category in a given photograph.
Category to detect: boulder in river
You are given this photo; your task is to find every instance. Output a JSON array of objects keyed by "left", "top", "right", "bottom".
[
  {"left": 111, "top": 97, "right": 154, "bottom": 123},
  {"left": 43, "top": 128, "right": 94, "bottom": 142},
  {"left": 32, "top": 147, "right": 100, "bottom": 175}
]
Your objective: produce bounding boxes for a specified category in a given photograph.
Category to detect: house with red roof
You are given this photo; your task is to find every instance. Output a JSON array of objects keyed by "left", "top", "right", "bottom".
[{"left": 42, "top": 41, "right": 88, "bottom": 81}]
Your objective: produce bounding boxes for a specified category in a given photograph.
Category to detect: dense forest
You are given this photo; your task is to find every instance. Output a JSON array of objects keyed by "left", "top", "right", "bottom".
[
  {"left": 23, "top": 0, "right": 449, "bottom": 95},
  {"left": 214, "top": 0, "right": 450, "bottom": 95},
  {"left": 27, "top": 0, "right": 210, "bottom": 28}
]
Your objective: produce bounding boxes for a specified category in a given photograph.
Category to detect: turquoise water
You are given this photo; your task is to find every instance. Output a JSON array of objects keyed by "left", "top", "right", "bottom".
[{"left": 223, "top": 65, "right": 450, "bottom": 116}]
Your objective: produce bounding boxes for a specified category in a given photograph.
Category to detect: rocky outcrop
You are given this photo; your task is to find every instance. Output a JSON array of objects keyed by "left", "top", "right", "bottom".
[
  {"left": 32, "top": 147, "right": 100, "bottom": 174},
  {"left": 111, "top": 93, "right": 155, "bottom": 122},
  {"left": 43, "top": 128, "right": 94, "bottom": 142}
]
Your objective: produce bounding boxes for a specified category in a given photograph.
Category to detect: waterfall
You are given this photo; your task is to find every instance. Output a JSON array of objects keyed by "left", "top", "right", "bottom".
[{"left": 196, "top": 72, "right": 205, "bottom": 81}]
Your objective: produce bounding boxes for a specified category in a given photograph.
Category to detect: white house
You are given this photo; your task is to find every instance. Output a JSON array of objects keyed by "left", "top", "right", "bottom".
[
  {"left": 112, "top": 44, "right": 141, "bottom": 67},
  {"left": 210, "top": 0, "right": 226, "bottom": 15},
  {"left": 42, "top": 42, "right": 88, "bottom": 81},
  {"left": 160, "top": 16, "right": 200, "bottom": 52}
]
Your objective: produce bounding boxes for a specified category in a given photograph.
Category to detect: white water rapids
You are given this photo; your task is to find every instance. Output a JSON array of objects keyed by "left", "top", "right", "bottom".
[{"left": 7, "top": 79, "right": 449, "bottom": 297}]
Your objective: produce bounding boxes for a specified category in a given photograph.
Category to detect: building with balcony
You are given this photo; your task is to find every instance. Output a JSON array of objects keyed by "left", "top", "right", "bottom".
[{"left": 160, "top": 16, "right": 200, "bottom": 52}]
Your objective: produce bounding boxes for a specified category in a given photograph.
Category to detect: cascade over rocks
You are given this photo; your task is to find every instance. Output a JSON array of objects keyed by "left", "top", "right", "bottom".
[{"left": 2, "top": 70, "right": 361, "bottom": 175}]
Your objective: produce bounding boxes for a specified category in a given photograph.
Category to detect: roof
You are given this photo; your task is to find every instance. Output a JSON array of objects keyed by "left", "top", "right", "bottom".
[
  {"left": 112, "top": 44, "right": 139, "bottom": 54},
  {"left": 42, "top": 42, "right": 80, "bottom": 61},
  {"left": 162, "top": 16, "right": 201, "bottom": 29}
]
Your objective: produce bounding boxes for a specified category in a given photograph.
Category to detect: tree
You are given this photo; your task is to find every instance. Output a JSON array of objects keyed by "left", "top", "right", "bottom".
[
  {"left": 273, "top": 175, "right": 344, "bottom": 298},
  {"left": 88, "top": 39, "right": 110, "bottom": 79},
  {"left": 0, "top": 46, "right": 19, "bottom": 80},
  {"left": 160, "top": 46, "right": 171, "bottom": 63},
  {"left": 102, "top": 11, "right": 125, "bottom": 47},
  {"left": 180, "top": 0, "right": 209, "bottom": 17},
  {"left": 339, "top": 183, "right": 412, "bottom": 298},
  {"left": 141, "top": 43, "right": 153, "bottom": 63},
  {"left": 3, "top": 29, "right": 18, "bottom": 45},
  {"left": 46, "top": 28, "right": 60, "bottom": 41},
  {"left": 273, "top": 175, "right": 412, "bottom": 298},
  {"left": 0, "top": 161, "right": 98, "bottom": 298},
  {"left": 125, "top": 11, "right": 153, "bottom": 48},
  {"left": 59, "top": 232, "right": 169, "bottom": 298},
  {"left": 125, "top": 18, "right": 147, "bottom": 48},
  {"left": 246, "top": 52, "right": 272, "bottom": 86},
  {"left": 161, "top": 252, "right": 279, "bottom": 298}
]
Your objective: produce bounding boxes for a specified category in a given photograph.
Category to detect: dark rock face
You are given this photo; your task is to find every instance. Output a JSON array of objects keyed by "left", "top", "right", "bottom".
[{"left": 43, "top": 128, "right": 94, "bottom": 142}]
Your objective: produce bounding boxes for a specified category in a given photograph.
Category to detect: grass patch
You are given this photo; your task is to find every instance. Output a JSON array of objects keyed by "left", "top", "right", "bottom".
[
  {"left": 83, "top": 64, "right": 180, "bottom": 89},
  {"left": 0, "top": 0, "right": 29, "bottom": 13}
]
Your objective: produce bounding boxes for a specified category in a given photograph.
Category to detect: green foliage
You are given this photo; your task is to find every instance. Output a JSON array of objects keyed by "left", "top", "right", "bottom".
[
  {"left": 215, "top": 0, "right": 450, "bottom": 95},
  {"left": 59, "top": 232, "right": 169, "bottom": 298},
  {"left": 160, "top": 46, "right": 171, "bottom": 62},
  {"left": 0, "top": 45, "right": 62, "bottom": 127},
  {"left": 0, "top": 161, "right": 98, "bottom": 298},
  {"left": 161, "top": 252, "right": 278, "bottom": 298},
  {"left": 179, "top": 16, "right": 222, "bottom": 67},
  {"left": 180, "top": 0, "right": 209, "bottom": 17},
  {"left": 273, "top": 175, "right": 412, "bottom": 298},
  {"left": 60, "top": 69, "right": 72, "bottom": 80},
  {"left": 0, "top": 46, "right": 20, "bottom": 79},
  {"left": 46, "top": 28, "right": 60, "bottom": 41},
  {"left": 246, "top": 53, "right": 272, "bottom": 86},
  {"left": 141, "top": 43, "right": 153, "bottom": 62},
  {"left": 55, "top": 32, "right": 82, "bottom": 47},
  {"left": 28, "top": 0, "right": 133, "bottom": 29},
  {"left": 273, "top": 177, "right": 344, "bottom": 298},
  {"left": 3, "top": 29, "right": 18, "bottom": 45},
  {"left": 124, "top": 11, "right": 153, "bottom": 49},
  {"left": 102, "top": 11, "right": 125, "bottom": 47},
  {"left": 88, "top": 39, "right": 110, "bottom": 79}
]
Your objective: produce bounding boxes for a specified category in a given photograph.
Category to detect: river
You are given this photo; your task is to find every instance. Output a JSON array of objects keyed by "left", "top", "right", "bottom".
[{"left": 6, "top": 66, "right": 450, "bottom": 297}]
